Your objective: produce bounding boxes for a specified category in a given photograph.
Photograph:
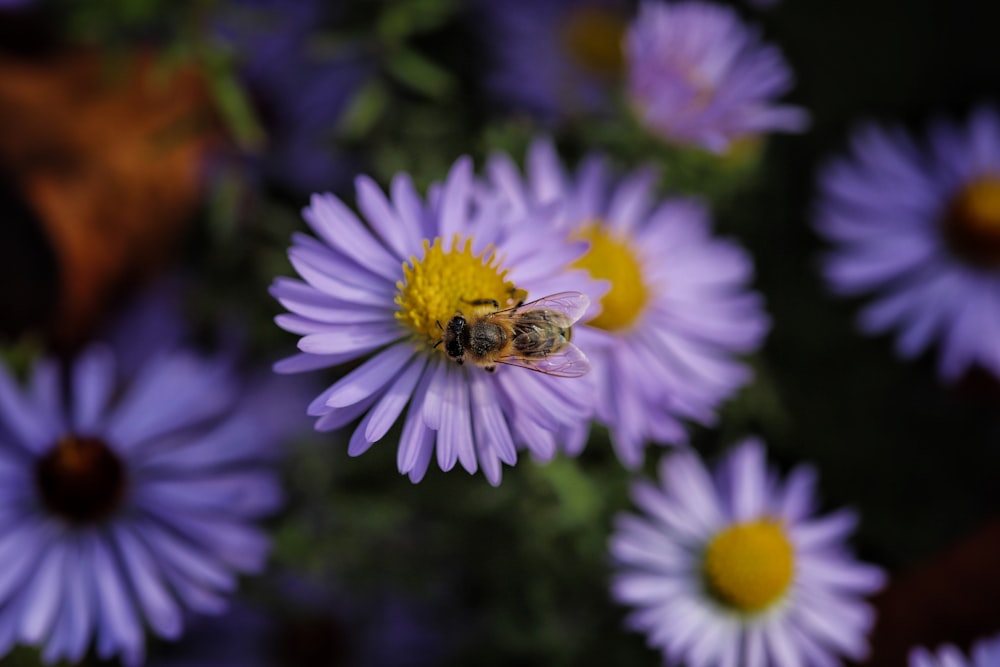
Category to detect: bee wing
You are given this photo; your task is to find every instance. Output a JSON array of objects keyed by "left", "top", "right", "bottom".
[
  {"left": 509, "top": 291, "right": 591, "bottom": 326},
  {"left": 496, "top": 342, "right": 591, "bottom": 378}
]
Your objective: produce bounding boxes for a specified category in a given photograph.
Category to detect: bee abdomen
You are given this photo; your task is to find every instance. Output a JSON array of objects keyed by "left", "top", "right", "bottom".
[{"left": 512, "top": 329, "right": 569, "bottom": 358}]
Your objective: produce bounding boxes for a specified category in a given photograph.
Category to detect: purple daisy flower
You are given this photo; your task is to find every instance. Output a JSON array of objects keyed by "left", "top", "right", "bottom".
[
  {"left": 271, "top": 156, "right": 603, "bottom": 485},
  {"left": 815, "top": 107, "right": 1000, "bottom": 382},
  {"left": 610, "top": 439, "right": 886, "bottom": 667},
  {"left": 625, "top": 1, "right": 808, "bottom": 152},
  {"left": 0, "top": 327, "right": 287, "bottom": 664},
  {"left": 481, "top": 139, "right": 768, "bottom": 466},
  {"left": 214, "top": 0, "right": 368, "bottom": 194},
  {"left": 474, "top": 0, "right": 632, "bottom": 121},
  {"left": 910, "top": 634, "right": 1000, "bottom": 667}
]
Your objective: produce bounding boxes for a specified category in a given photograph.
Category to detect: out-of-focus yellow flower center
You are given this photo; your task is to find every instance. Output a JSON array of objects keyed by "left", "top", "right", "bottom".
[
  {"left": 703, "top": 519, "right": 795, "bottom": 613},
  {"left": 571, "top": 223, "right": 648, "bottom": 331},
  {"left": 943, "top": 175, "right": 1000, "bottom": 266},
  {"left": 395, "top": 236, "right": 526, "bottom": 349},
  {"left": 562, "top": 7, "right": 627, "bottom": 77}
]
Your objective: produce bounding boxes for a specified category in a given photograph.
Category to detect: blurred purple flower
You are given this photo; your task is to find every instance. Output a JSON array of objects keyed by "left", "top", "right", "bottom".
[
  {"left": 815, "top": 107, "right": 1000, "bottom": 382},
  {"left": 910, "top": 634, "right": 1000, "bottom": 667},
  {"left": 150, "top": 576, "right": 448, "bottom": 667},
  {"left": 272, "top": 157, "right": 604, "bottom": 485},
  {"left": 0, "top": 315, "right": 291, "bottom": 664},
  {"left": 482, "top": 139, "right": 768, "bottom": 466},
  {"left": 474, "top": 0, "right": 632, "bottom": 121},
  {"left": 214, "top": 0, "right": 368, "bottom": 194},
  {"left": 610, "top": 439, "right": 885, "bottom": 666},
  {"left": 625, "top": 1, "right": 807, "bottom": 152}
]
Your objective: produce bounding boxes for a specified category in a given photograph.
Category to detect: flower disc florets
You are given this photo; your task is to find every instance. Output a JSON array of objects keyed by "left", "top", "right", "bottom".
[{"left": 395, "top": 236, "right": 526, "bottom": 349}]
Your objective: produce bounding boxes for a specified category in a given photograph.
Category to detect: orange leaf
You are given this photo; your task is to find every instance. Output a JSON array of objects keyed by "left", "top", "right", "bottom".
[{"left": 0, "top": 50, "right": 220, "bottom": 348}]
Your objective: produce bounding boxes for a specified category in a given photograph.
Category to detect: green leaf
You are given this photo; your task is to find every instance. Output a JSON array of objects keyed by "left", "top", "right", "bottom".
[
  {"left": 384, "top": 49, "right": 455, "bottom": 99},
  {"left": 336, "top": 78, "right": 389, "bottom": 140},
  {"left": 377, "top": 0, "right": 458, "bottom": 41}
]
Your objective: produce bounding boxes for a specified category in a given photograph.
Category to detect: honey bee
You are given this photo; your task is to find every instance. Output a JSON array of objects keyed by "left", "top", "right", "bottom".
[{"left": 435, "top": 291, "right": 591, "bottom": 377}]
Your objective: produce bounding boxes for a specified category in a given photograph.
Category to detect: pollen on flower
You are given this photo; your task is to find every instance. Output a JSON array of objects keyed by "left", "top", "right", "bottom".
[
  {"left": 702, "top": 518, "right": 795, "bottom": 613},
  {"left": 395, "top": 235, "right": 527, "bottom": 349},
  {"left": 943, "top": 174, "right": 1000, "bottom": 265},
  {"left": 572, "top": 222, "right": 649, "bottom": 331},
  {"left": 561, "top": 7, "right": 627, "bottom": 78}
]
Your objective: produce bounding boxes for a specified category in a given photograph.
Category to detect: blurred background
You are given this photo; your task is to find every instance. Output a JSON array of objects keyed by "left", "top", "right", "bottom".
[{"left": 1, "top": 0, "right": 1000, "bottom": 665}]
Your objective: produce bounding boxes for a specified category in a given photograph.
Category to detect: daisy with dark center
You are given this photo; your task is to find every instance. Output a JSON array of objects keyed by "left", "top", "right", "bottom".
[
  {"left": 272, "top": 157, "right": 603, "bottom": 485},
  {"left": 482, "top": 139, "right": 768, "bottom": 466},
  {"left": 911, "top": 635, "right": 1000, "bottom": 667},
  {"left": 474, "top": 0, "right": 631, "bottom": 120},
  {"left": 0, "top": 339, "right": 287, "bottom": 665},
  {"left": 625, "top": 1, "right": 808, "bottom": 153},
  {"left": 610, "top": 440, "right": 885, "bottom": 667},
  {"left": 815, "top": 107, "right": 1000, "bottom": 381}
]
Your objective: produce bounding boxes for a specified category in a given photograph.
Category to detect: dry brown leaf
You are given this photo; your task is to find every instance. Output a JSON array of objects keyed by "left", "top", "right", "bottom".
[{"left": 0, "top": 50, "right": 220, "bottom": 348}]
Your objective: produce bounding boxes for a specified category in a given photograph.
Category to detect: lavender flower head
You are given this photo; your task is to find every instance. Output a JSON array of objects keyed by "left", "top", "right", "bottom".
[
  {"left": 0, "top": 307, "right": 289, "bottom": 664},
  {"left": 482, "top": 139, "right": 768, "bottom": 466},
  {"left": 610, "top": 439, "right": 886, "bottom": 666},
  {"left": 911, "top": 635, "right": 1000, "bottom": 667},
  {"left": 214, "top": 0, "right": 367, "bottom": 194},
  {"left": 816, "top": 107, "right": 1000, "bottom": 382},
  {"left": 625, "top": 1, "right": 808, "bottom": 152},
  {"left": 272, "top": 157, "right": 604, "bottom": 485},
  {"left": 475, "top": 0, "right": 632, "bottom": 121}
]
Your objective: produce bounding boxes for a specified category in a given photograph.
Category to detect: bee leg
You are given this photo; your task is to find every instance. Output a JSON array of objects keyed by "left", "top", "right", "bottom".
[
  {"left": 456, "top": 358, "right": 464, "bottom": 365},
  {"left": 484, "top": 365, "right": 496, "bottom": 373},
  {"left": 465, "top": 298, "right": 500, "bottom": 310}
]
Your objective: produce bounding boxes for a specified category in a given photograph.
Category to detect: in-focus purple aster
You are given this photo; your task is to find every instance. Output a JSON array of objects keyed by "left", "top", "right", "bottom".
[
  {"left": 815, "top": 107, "right": 1000, "bottom": 382},
  {"left": 214, "top": 0, "right": 368, "bottom": 194},
  {"left": 482, "top": 139, "right": 768, "bottom": 467},
  {"left": 474, "top": 0, "right": 632, "bottom": 121},
  {"left": 625, "top": 1, "right": 807, "bottom": 152},
  {"left": 610, "top": 439, "right": 886, "bottom": 667},
  {"left": 911, "top": 634, "right": 1000, "bottom": 667},
  {"left": 271, "top": 156, "right": 604, "bottom": 485},
  {"left": 0, "top": 331, "right": 288, "bottom": 664}
]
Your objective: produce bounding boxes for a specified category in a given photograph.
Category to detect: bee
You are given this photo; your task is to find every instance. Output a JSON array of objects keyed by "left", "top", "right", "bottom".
[{"left": 435, "top": 291, "right": 591, "bottom": 377}]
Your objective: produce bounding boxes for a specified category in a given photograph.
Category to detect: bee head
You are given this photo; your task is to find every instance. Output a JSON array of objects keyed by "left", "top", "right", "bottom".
[{"left": 443, "top": 315, "right": 466, "bottom": 361}]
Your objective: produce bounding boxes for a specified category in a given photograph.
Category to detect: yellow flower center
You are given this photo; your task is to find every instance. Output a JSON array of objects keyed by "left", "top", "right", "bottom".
[
  {"left": 942, "top": 174, "right": 1000, "bottom": 266},
  {"left": 561, "top": 7, "right": 627, "bottom": 78},
  {"left": 395, "top": 236, "right": 527, "bottom": 349},
  {"left": 571, "top": 223, "right": 648, "bottom": 331},
  {"left": 702, "top": 519, "right": 795, "bottom": 613}
]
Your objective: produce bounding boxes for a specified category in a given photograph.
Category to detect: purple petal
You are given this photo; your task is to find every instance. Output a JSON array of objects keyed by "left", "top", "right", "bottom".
[
  {"left": 303, "top": 193, "right": 401, "bottom": 282},
  {"left": 111, "top": 525, "right": 182, "bottom": 639},
  {"left": 364, "top": 355, "right": 428, "bottom": 443},
  {"left": 297, "top": 322, "right": 404, "bottom": 356},
  {"left": 72, "top": 345, "right": 115, "bottom": 434},
  {"left": 322, "top": 343, "right": 415, "bottom": 408}
]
